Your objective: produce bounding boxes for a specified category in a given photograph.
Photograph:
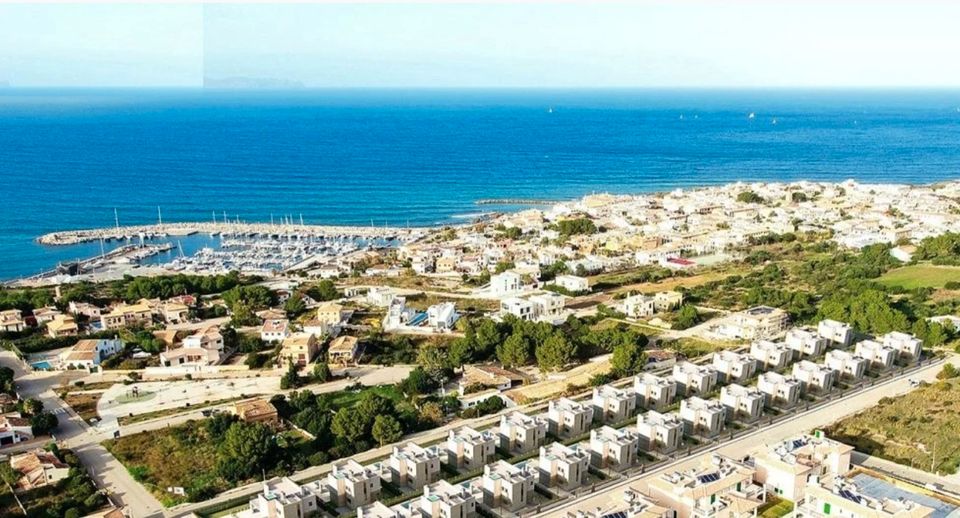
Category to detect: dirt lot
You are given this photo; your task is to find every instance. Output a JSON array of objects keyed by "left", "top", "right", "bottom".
[{"left": 507, "top": 358, "right": 612, "bottom": 404}]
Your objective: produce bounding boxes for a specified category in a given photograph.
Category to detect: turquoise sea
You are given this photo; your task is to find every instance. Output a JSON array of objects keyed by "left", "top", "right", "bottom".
[{"left": 1, "top": 88, "right": 959, "bottom": 280}]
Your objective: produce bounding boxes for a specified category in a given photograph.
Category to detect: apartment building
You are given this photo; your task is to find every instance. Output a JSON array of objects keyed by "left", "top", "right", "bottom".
[
  {"left": 672, "top": 362, "right": 719, "bottom": 396},
  {"left": 481, "top": 460, "right": 536, "bottom": 512},
  {"left": 792, "top": 361, "right": 838, "bottom": 393},
  {"left": 589, "top": 426, "right": 639, "bottom": 471},
  {"left": 548, "top": 397, "right": 595, "bottom": 438},
  {"left": 817, "top": 319, "right": 853, "bottom": 347},
  {"left": 637, "top": 411, "right": 684, "bottom": 454},
  {"left": 389, "top": 443, "right": 441, "bottom": 490},
  {"left": 753, "top": 432, "right": 853, "bottom": 501},
  {"left": 537, "top": 443, "right": 590, "bottom": 490},
  {"left": 498, "top": 412, "right": 548, "bottom": 454},
  {"left": 785, "top": 327, "right": 828, "bottom": 358},
  {"left": 718, "top": 384, "right": 764, "bottom": 422},
  {"left": 750, "top": 340, "right": 792, "bottom": 371},
  {"left": 591, "top": 385, "right": 637, "bottom": 424},
  {"left": 756, "top": 372, "right": 802, "bottom": 407},
  {"left": 324, "top": 460, "right": 382, "bottom": 508},
  {"left": 712, "top": 352, "right": 757, "bottom": 384},
  {"left": 446, "top": 426, "right": 496, "bottom": 470},
  {"left": 723, "top": 306, "right": 790, "bottom": 340},
  {"left": 634, "top": 373, "right": 678, "bottom": 410},
  {"left": 647, "top": 454, "right": 766, "bottom": 518},
  {"left": 679, "top": 397, "right": 726, "bottom": 437},
  {"left": 824, "top": 350, "right": 868, "bottom": 380},
  {"left": 854, "top": 339, "right": 897, "bottom": 369}
]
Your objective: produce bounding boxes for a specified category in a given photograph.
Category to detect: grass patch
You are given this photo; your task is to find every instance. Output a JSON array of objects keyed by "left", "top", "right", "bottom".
[
  {"left": 661, "top": 337, "right": 734, "bottom": 358},
  {"left": 878, "top": 264, "right": 960, "bottom": 289},
  {"left": 826, "top": 379, "right": 960, "bottom": 474},
  {"left": 759, "top": 495, "right": 794, "bottom": 518}
]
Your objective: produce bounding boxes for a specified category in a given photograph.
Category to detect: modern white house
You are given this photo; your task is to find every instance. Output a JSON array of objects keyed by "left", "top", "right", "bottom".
[
  {"left": 792, "top": 361, "right": 838, "bottom": 393},
  {"left": 671, "top": 362, "right": 719, "bottom": 396},
  {"left": 796, "top": 476, "right": 933, "bottom": 518},
  {"left": 537, "top": 443, "right": 590, "bottom": 490},
  {"left": 499, "top": 297, "right": 535, "bottom": 321},
  {"left": 481, "top": 460, "right": 536, "bottom": 512},
  {"left": 636, "top": 411, "right": 683, "bottom": 453},
  {"left": 490, "top": 271, "right": 523, "bottom": 296},
  {"left": 757, "top": 372, "right": 802, "bottom": 407},
  {"left": 324, "top": 460, "right": 382, "bottom": 508},
  {"left": 633, "top": 373, "right": 677, "bottom": 410},
  {"left": 647, "top": 454, "right": 766, "bottom": 518},
  {"left": 824, "top": 350, "right": 868, "bottom": 379},
  {"left": 58, "top": 338, "right": 124, "bottom": 370},
  {"left": 446, "top": 426, "right": 496, "bottom": 470},
  {"left": 409, "top": 480, "right": 479, "bottom": 518},
  {"left": 243, "top": 477, "right": 321, "bottom": 518},
  {"left": 679, "top": 397, "right": 726, "bottom": 437},
  {"left": 547, "top": 397, "right": 595, "bottom": 438},
  {"left": 388, "top": 443, "right": 441, "bottom": 490},
  {"left": 498, "top": 412, "right": 548, "bottom": 454},
  {"left": 427, "top": 302, "right": 460, "bottom": 331},
  {"left": 785, "top": 327, "right": 828, "bottom": 358},
  {"left": 817, "top": 319, "right": 854, "bottom": 347},
  {"left": 588, "top": 426, "right": 639, "bottom": 471},
  {"left": 712, "top": 351, "right": 757, "bottom": 384},
  {"left": 718, "top": 384, "right": 764, "bottom": 422},
  {"left": 553, "top": 275, "right": 589, "bottom": 293},
  {"left": 591, "top": 385, "right": 637, "bottom": 424},
  {"left": 854, "top": 339, "right": 898, "bottom": 369},
  {"left": 623, "top": 294, "right": 656, "bottom": 319},
  {"left": 750, "top": 340, "right": 792, "bottom": 370},
  {"left": 881, "top": 331, "right": 923, "bottom": 359}
]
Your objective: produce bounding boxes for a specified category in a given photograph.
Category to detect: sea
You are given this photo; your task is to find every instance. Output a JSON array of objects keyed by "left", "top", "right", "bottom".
[{"left": 1, "top": 88, "right": 959, "bottom": 281}]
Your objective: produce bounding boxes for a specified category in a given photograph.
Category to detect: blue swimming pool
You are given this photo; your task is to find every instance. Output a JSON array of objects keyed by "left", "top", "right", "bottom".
[{"left": 31, "top": 361, "right": 53, "bottom": 370}]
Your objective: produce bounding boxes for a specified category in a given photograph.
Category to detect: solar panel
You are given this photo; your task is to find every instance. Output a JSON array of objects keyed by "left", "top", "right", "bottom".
[
  {"left": 601, "top": 511, "right": 628, "bottom": 518},
  {"left": 839, "top": 489, "right": 862, "bottom": 504},
  {"left": 697, "top": 472, "right": 720, "bottom": 484},
  {"left": 792, "top": 439, "right": 805, "bottom": 449}
]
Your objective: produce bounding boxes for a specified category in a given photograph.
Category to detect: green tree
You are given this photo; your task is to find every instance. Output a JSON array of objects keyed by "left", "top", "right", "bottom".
[
  {"left": 283, "top": 294, "right": 307, "bottom": 318},
  {"left": 280, "top": 362, "right": 301, "bottom": 390},
  {"left": 737, "top": 191, "right": 765, "bottom": 204},
  {"left": 331, "top": 407, "right": 367, "bottom": 444},
  {"left": 307, "top": 280, "right": 340, "bottom": 302},
  {"left": 313, "top": 362, "right": 332, "bottom": 382},
  {"left": 497, "top": 333, "right": 530, "bottom": 368},
  {"left": 610, "top": 341, "right": 648, "bottom": 377},
  {"left": 535, "top": 333, "right": 576, "bottom": 372},
  {"left": 216, "top": 422, "right": 277, "bottom": 482},
  {"left": 371, "top": 415, "right": 403, "bottom": 447},
  {"left": 673, "top": 304, "right": 701, "bottom": 330},
  {"left": 399, "top": 367, "right": 438, "bottom": 395},
  {"left": 23, "top": 398, "right": 44, "bottom": 416}
]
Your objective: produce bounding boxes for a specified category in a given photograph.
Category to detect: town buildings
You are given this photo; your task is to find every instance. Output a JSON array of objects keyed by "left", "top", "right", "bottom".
[
  {"left": 753, "top": 432, "right": 853, "bottom": 501},
  {"left": 646, "top": 454, "right": 766, "bottom": 518},
  {"left": 548, "top": 398, "right": 595, "bottom": 438},
  {"left": 498, "top": 412, "right": 548, "bottom": 454},
  {"left": 634, "top": 373, "right": 677, "bottom": 410},
  {"left": 636, "top": 411, "right": 683, "bottom": 453}
]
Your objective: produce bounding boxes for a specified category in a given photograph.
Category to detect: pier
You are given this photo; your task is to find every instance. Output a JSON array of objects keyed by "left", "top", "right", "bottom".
[{"left": 37, "top": 222, "right": 424, "bottom": 246}]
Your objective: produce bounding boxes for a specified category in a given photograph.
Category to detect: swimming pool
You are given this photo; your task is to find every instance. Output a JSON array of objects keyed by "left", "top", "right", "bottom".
[{"left": 30, "top": 361, "right": 53, "bottom": 370}]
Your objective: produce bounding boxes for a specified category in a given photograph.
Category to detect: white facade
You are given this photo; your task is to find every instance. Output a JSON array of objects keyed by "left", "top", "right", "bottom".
[
  {"left": 854, "top": 339, "right": 898, "bottom": 369},
  {"left": 636, "top": 411, "right": 683, "bottom": 453},
  {"left": 757, "top": 372, "right": 802, "bottom": 407},
  {"left": 589, "top": 426, "right": 639, "bottom": 471},
  {"left": 591, "top": 385, "right": 637, "bottom": 423},
  {"left": 792, "top": 361, "right": 838, "bottom": 392},
  {"left": 881, "top": 331, "right": 922, "bottom": 359},
  {"left": 553, "top": 275, "right": 589, "bottom": 293},
  {"left": 817, "top": 319, "right": 853, "bottom": 346},
  {"left": 679, "top": 397, "right": 726, "bottom": 437},
  {"left": 623, "top": 294, "right": 656, "bottom": 319},
  {"left": 498, "top": 412, "right": 547, "bottom": 454},
  {"left": 446, "top": 426, "right": 496, "bottom": 470},
  {"left": 750, "top": 340, "right": 792, "bottom": 370},
  {"left": 547, "top": 397, "right": 595, "bottom": 438},
  {"left": 389, "top": 443, "right": 441, "bottom": 490},
  {"left": 712, "top": 351, "right": 757, "bottom": 383},
  {"left": 324, "top": 460, "right": 382, "bottom": 508},
  {"left": 718, "top": 384, "right": 764, "bottom": 421},
  {"left": 754, "top": 432, "right": 853, "bottom": 501},
  {"left": 481, "top": 461, "right": 535, "bottom": 512},
  {"left": 633, "top": 373, "right": 677, "bottom": 410},
  {"left": 785, "top": 327, "right": 828, "bottom": 358},
  {"left": 427, "top": 302, "right": 460, "bottom": 331},
  {"left": 671, "top": 362, "right": 719, "bottom": 396},
  {"left": 824, "top": 350, "right": 868, "bottom": 379},
  {"left": 537, "top": 443, "right": 590, "bottom": 490},
  {"left": 490, "top": 272, "right": 523, "bottom": 296}
]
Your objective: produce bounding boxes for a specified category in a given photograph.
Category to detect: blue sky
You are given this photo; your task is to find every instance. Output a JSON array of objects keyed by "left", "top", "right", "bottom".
[{"left": 2, "top": 2, "right": 960, "bottom": 88}]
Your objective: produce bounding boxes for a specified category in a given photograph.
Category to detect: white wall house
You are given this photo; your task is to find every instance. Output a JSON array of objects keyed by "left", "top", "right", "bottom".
[
  {"left": 490, "top": 271, "right": 523, "bottom": 296},
  {"left": 750, "top": 340, "right": 792, "bottom": 370},
  {"left": 537, "top": 443, "right": 590, "bottom": 491},
  {"left": 881, "top": 331, "right": 922, "bottom": 359},
  {"left": 481, "top": 460, "right": 535, "bottom": 512},
  {"left": 591, "top": 385, "right": 637, "bottom": 424},
  {"left": 817, "top": 319, "right": 853, "bottom": 347},
  {"left": 712, "top": 351, "right": 757, "bottom": 384},
  {"left": 636, "top": 411, "right": 683, "bottom": 453},
  {"left": 854, "top": 339, "right": 898, "bottom": 369},
  {"left": 785, "top": 327, "right": 828, "bottom": 358},
  {"left": 498, "top": 412, "right": 547, "bottom": 454},
  {"left": 792, "top": 361, "right": 837, "bottom": 393},
  {"left": 824, "top": 350, "right": 868, "bottom": 379},
  {"left": 671, "top": 362, "right": 719, "bottom": 396},
  {"left": 757, "top": 372, "right": 802, "bottom": 407},
  {"left": 633, "top": 373, "right": 677, "bottom": 410},
  {"left": 553, "top": 275, "right": 589, "bottom": 293},
  {"left": 719, "top": 384, "right": 764, "bottom": 422},
  {"left": 679, "top": 397, "right": 726, "bottom": 437},
  {"left": 446, "top": 426, "right": 496, "bottom": 470},
  {"left": 589, "top": 426, "right": 639, "bottom": 471},
  {"left": 547, "top": 398, "right": 595, "bottom": 438}
]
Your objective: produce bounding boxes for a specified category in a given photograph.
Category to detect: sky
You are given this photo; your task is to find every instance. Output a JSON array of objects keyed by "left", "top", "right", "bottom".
[{"left": 1, "top": 1, "right": 960, "bottom": 88}]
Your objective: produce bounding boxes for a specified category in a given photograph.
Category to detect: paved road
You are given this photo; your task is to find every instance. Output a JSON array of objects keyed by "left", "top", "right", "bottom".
[
  {"left": 0, "top": 351, "right": 165, "bottom": 516},
  {"left": 538, "top": 357, "right": 951, "bottom": 518}
]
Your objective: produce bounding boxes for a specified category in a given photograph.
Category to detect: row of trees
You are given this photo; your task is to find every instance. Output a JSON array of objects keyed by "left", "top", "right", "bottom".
[{"left": 114, "top": 272, "right": 248, "bottom": 302}]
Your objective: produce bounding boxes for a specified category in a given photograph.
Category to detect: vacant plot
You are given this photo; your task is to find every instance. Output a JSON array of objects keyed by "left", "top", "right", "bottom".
[
  {"left": 661, "top": 337, "right": 735, "bottom": 358},
  {"left": 826, "top": 379, "right": 960, "bottom": 474},
  {"left": 507, "top": 358, "right": 611, "bottom": 403},
  {"left": 63, "top": 392, "right": 102, "bottom": 422},
  {"left": 878, "top": 264, "right": 960, "bottom": 289}
]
